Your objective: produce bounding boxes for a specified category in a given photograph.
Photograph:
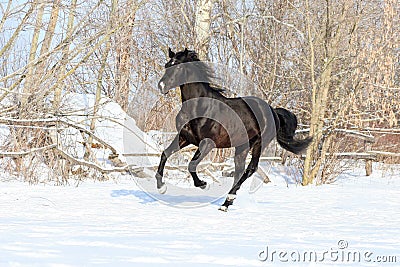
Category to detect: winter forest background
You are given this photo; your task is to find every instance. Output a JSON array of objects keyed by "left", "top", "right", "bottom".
[{"left": 0, "top": 0, "right": 399, "bottom": 185}]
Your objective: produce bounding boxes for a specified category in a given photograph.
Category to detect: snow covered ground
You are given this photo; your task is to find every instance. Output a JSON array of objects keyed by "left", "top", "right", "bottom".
[
  {"left": 1, "top": 163, "right": 399, "bottom": 267},
  {"left": 1, "top": 94, "right": 399, "bottom": 266}
]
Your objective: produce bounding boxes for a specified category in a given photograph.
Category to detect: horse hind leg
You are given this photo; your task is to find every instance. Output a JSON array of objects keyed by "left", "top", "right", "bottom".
[
  {"left": 188, "top": 138, "right": 215, "bottom": 190},
  {"left": 219, "top": 144, "right": 249, "bottom": 211},
  {"left": 220, "top": 139, "right": 261, "bottom": 211},
  {"left": 156, "top": 134, "right": 188, "bottom": 194}
]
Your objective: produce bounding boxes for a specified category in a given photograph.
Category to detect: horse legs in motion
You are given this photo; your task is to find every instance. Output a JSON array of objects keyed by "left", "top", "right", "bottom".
[
  {"left": 156, "top": 135, "right": 214, "bottom": 193},
  {"left": 219, "top": 137, "right": 262, "bottom": 211},
  {"left": 155, "top": 134, "right": 188, "bottom": 193},
  {"left": 188, "top": 138, "right": 215, "bottom": 189}
]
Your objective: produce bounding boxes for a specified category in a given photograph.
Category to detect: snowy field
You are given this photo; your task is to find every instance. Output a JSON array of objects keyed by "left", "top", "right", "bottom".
[{"left": 1, "top": 163, "right": 399, "bottom": 267}]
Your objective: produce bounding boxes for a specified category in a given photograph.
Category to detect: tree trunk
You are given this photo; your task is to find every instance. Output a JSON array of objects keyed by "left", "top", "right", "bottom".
[
  {"left": 39, "top": 0, "right": 61, "bottom": 57},
  {"left": 302, "top": 0, "right": 346, "bottom": 185},
  {"left": 194, "top": 0, "right": 214, "bottom": 59},
  {"left": 22, "top": 0, "right": 61, "bottom": 108},
  {"left": 85, "top": 0, "right": 117, "bottom": 160},
  {"left": 302, "top": 62, "right": 334, "bottom": 185},
  {"left": 21, "top": 1, "right": 43, "bottom": 106},
  {"left": 114, "top": 0, "right": 139, "bottom": 111},
  {"left": 53, "top": 0, "right": 77, "bottom": 111}
]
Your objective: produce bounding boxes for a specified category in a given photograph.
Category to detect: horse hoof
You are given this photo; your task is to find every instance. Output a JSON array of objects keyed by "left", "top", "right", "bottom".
[
  {"left": 158, "top": 184, "right": 167, "bottom": 194},
  {"left": 219, "top": 206, "right": 228, "bottom": 212},
  {"left": 200, "top": 183, "right": 210, "bottom": 190}
]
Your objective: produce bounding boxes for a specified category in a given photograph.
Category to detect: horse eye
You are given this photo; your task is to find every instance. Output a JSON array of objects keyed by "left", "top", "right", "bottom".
[{"left": 165, "top": 60, "right": 174, "bottom": 68}]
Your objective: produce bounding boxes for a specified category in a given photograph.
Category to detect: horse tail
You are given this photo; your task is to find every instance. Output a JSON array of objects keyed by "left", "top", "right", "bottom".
[{"left": 273, "top": 107, "right": 312, "bottom": 155}]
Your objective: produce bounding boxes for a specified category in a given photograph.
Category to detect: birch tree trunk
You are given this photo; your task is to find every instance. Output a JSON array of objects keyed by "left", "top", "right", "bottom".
[
  {"left": 194, "top": 0, "right": 214, "bottom": 59},
  {"left": 39, "top": 0, "right": 61, "bottom": 58}
]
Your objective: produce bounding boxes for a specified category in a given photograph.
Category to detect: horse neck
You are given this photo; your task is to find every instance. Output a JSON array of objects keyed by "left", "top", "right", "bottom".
[{"left": 180, "top": 83, "right": 222, "bottom": 102}]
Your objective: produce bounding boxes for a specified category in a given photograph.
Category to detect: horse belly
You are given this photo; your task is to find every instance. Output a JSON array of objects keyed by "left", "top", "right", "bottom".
[
  {"left": 208, "top": 123, "right": 232, "bottom": 148},
  {"left": 203, "top": 119, "right": 255, "bottom": 148}
]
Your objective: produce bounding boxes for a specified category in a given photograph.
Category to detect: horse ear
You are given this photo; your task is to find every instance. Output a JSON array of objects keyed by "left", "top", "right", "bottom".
[{"left": 168, "top": 47, "right": 175, "bottom": 58}]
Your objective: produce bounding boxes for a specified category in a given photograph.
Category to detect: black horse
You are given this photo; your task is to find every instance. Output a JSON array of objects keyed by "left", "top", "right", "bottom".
[{"left": 156, "top": 48, "right": 311, "bottom": 211}]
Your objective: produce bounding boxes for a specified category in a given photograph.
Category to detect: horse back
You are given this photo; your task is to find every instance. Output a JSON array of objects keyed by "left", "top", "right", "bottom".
[{"left": 174, "top": 96, "right": 276, "bottom": 149}]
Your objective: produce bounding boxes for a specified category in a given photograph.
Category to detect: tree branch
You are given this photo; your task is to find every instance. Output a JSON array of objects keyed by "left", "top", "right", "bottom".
[
  {"left": 54, "top": 147, "right": 141, "bottom": 174},
  {"left": 0, "top": 144, "right": 56, "bottom": 158}
]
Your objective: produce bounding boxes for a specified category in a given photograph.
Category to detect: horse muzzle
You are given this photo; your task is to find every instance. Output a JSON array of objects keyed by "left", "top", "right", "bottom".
[{"left": 158, "top": 80, "right": 169, "bottom": 94}]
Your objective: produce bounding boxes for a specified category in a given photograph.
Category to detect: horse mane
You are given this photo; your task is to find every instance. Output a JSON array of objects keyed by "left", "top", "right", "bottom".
[
  {"left": 186, "top": 50, "right": 226, "bottom": 95},
  {"left": 210, "top": 84, "right": 227, "bottom": 93}
]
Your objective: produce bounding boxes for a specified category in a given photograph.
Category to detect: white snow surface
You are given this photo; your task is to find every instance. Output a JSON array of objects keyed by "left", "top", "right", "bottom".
[
  {"left": 59, "top": 93, "right": 160, "bottom": 166},
  {"left": 1, "top": 94, "right": 399, "bottom": 266},
  {"left": 0, "top": 164, "right": 399, "bottom": 267}
]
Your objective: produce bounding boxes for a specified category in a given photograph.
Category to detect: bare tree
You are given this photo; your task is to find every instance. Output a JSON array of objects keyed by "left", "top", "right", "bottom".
[
  {"left": 194, "top": 0, "right": 214, "bottom": 59},
  {"left": 113, "top": 0, "right": 142, "bottom": 110},
  {"left": 53, "top": 0, "right": 78, "bottom": 110},
  {"left": 0, "top": 0, "right": 398, "bottom": 183}
]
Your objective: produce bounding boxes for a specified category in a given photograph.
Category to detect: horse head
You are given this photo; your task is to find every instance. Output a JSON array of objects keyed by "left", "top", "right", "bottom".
[{"left": 158, "top": 48, "right": 199, "bottom": 94}]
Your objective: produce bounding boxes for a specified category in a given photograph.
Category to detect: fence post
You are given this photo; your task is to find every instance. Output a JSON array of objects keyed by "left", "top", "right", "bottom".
[{"left": 364, "top": 141, "right": 373, "bottom": 176}]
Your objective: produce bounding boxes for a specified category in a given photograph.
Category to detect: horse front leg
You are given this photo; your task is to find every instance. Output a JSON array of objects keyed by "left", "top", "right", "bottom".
[
  {"left": 156, "top": 134, "right": 188, "bottom": 194},
  {"left": 188, "top": 138, "right": 215, "bottom": 190}
]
